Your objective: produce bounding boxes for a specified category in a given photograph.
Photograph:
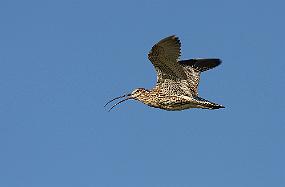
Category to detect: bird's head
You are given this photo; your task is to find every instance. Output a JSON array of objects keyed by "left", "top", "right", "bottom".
[{"left": 104, "top": 88, "right": 148, "bottom": 111}]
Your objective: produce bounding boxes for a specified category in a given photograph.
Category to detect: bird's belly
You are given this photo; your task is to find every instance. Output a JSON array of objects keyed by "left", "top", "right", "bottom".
[
  {"left": 163, "top": 103, "right": 197, "bottom": 111},
  {"left": 147, "top": 100, "right": 197, "bottom": 111}
]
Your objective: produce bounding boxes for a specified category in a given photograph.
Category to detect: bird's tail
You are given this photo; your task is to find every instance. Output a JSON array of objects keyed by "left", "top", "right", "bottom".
[{"left": 194, "top": 97, "right": 225, "bottom": 110}]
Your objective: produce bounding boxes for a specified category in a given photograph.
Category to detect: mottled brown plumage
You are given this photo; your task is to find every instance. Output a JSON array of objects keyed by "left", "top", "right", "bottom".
[{"left": 105, "top": 35, "right": 224, "bottom": 111}]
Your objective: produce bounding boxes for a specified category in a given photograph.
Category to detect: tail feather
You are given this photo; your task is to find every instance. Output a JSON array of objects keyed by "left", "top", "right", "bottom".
[{"left": 194, "top": 97, "right": 225, "bottom": 110}]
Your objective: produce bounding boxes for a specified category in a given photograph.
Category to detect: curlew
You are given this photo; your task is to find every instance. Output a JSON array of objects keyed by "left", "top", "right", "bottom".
[{"left": 105, "top": 35, "right": 224, "bottom": 111}]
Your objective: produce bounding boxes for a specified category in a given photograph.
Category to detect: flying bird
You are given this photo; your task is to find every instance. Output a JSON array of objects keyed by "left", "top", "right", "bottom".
[{"left": 105, "top": 35, "right": 224, "bottom": 111}]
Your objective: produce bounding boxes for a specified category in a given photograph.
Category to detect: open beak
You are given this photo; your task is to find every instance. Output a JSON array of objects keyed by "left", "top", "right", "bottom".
[{"left": 104, "top": 93, "right": 132, "bottom": 111}]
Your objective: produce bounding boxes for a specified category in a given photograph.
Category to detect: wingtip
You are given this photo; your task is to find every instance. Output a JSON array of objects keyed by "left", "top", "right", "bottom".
[
  {"left": 216, "top": 58, "right": 222, "bottom": 65},
  {"left": 168, "top": 34, "right": 177, "bottom": 38},
  {"left": 208, "top": 103, "right": 225, "bottom": 109},
  {"left": 214, "top": 105, "right": 225, "bottom": 109},
  {"left": 162, "top": 35, "right": 180, "bottom": 43},
  {"left": 168, "top": 35, "right": 181, "bottom": 48}
]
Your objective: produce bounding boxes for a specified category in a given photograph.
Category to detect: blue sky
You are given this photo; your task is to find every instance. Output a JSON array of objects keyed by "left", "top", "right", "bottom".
[{"left": 0, "top": 0, "right": 284, "bottom": 186}]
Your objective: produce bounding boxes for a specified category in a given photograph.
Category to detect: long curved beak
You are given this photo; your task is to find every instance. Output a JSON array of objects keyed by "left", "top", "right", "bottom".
[{"left": 104, "top": 93, "right": 132, "bottom": 112}]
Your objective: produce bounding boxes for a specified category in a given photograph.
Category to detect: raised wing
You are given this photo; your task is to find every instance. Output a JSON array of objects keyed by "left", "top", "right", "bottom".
[
  {"left": 179, "top": 58, "right": 221, "bottom": 72},
  {"left": 148, "top": 35, "right": 188, "bottom": 83},
  {"left": 180, "top": 58, "right": 222, "bottom": 96}
]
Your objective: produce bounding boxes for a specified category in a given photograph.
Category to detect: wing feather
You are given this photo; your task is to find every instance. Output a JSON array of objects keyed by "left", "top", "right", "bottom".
[
  {"left": 179, "top": 59, "right": 222, "bottom": 96},
  {"left": 148, "top": 35, "right": 187, "bottom": 82}
]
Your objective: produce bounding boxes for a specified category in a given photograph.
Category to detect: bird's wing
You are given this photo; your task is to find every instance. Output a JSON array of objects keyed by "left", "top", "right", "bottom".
[
  {"left": 148, "top": 35, "right": 188, "bottom": 83},
  {"left": 179, "top": 58, "right": 221, "bottom": 72},
  {"left": 179, "top": 58, "right": 222, "bottom": 96}
]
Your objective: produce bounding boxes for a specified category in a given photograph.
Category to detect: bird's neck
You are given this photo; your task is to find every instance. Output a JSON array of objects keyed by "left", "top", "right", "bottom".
[{"left": 135, "top": 89, "right": 152, "bottom": 103}]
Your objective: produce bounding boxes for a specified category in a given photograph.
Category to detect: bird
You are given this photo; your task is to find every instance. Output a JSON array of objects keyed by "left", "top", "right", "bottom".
[{"left": 105, "top": 35, "right": 224, "bottom": 111}]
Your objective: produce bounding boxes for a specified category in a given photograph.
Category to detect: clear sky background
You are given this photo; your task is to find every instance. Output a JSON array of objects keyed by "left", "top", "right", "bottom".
[{"left": 0, "top": 0, "right": 284, "bottom": 187}]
